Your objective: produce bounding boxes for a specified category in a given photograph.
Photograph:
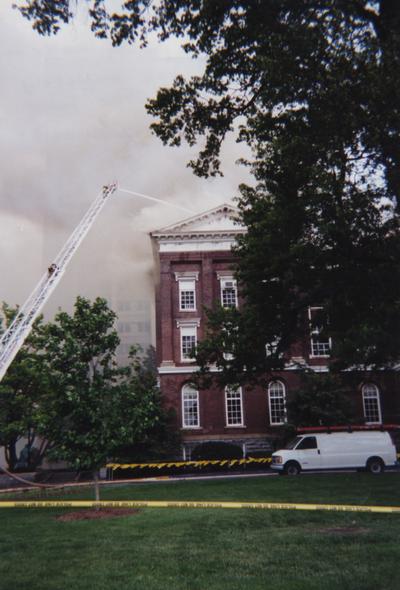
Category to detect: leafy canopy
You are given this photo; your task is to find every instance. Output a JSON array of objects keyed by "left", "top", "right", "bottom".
[
  {"left": 35, "top": 296, "right": 163, "bottom": 472},
  {"left": 0, "top": 303, "right": 48, "bottom": 470},
  {"left": 286, "top": 372, "right": 356, "bottom": 427},
  {"left": 16, "top": 2, "right": 400, "bottom": 381},
  {"left": 15, "top": 2, "right": 400, "bottom": 186}
]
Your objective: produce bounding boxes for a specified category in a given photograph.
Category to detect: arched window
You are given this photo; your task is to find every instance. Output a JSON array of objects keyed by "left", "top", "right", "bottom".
[
  {"left": 182, "top": 385, "right": 200, "bottom": 428},
  {"left": 362, "top": 383, "right": 382, "bottom": 424},
  {"left": 268, "top": 381, "right": 287, "bottom": 425}
]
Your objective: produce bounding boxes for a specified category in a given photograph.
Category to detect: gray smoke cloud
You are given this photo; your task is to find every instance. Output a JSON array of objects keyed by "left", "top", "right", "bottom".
[{"left": 0, "top": 3, "right": 251, "bottom": 358}]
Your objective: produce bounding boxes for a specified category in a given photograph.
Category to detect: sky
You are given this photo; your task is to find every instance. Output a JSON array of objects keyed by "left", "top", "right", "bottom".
[{"left": 0, "top": 2, "right": 250, "bottom": 353}]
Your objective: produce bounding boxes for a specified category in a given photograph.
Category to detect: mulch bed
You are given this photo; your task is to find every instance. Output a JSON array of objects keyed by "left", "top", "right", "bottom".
[{"left": 56, "top": 508, "right": 140, "bottom": 521}]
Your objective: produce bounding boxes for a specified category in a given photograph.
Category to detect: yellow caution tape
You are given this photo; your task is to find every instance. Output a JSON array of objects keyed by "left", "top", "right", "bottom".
[
  {"left": 106, "top": 457, "right": 271, "bottom": 471},
  {"left": 0, "top": 500, "right": 399, "bottom": 513},
  {"left": 107, "top": 454, "right": 400, "bottom": 471}
]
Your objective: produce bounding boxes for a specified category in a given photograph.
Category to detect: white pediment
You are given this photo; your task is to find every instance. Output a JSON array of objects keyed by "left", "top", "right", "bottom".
[{"left": 152, "top": 203, "right": 244, "bottom": 237}]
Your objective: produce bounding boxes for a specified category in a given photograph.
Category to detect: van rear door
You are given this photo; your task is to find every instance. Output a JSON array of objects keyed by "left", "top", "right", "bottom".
[{"left": 295, "top": 436, "right": 321, "bottom": 470}]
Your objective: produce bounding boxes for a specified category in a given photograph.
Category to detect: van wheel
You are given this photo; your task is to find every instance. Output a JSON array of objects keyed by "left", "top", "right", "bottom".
[
  {"left": 284, "top": 461, "right": 301, "bottom": 476},
  {"left": 367, "top": 457, "right": 384, "bottom": 474}
]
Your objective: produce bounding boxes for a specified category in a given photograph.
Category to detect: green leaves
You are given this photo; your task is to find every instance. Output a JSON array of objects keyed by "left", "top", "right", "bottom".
[
  {"left": 0, "top": 303, "right": 47, "bottom": 469},
  {"left": 34, "top": 297, "right": 164, "bottom": 472},
  {"left": 287, "top": 372, "right": 356, "bottom": 427},
  {"left": 16, "top": 3, "right": 400, "bottom": 188},
  {"left": 0, "top": 297, "right": 167, "bottom": 473},
  {"left": 15, "top": 0, "right": 72, "bottom": 36},
  {"left": 15, "top": 3, "right": 400, "bottom": 392},
  {"left": 195, "top": 129, "right": 400, "bottom": 384}
]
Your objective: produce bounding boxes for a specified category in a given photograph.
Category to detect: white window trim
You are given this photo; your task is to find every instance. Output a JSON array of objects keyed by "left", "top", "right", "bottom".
[
  {"left": 174, "top": 271, "right": 199, "bottom": 282},
  {"left": 268, "top": 380, "right": 287, "bottom": 426},
  {"left": 178, "top": 320, "right": 199, "bottom": 363},
  {"left": 308, "top": 306, "right": 331, "bottom": 358},
  {"left": 181, "top": 386, "right": 200, "bottom": 429},
  {"left": 219, "top": 276, "right": 238, "bottom": 308},
  {"left": 225, "top": 387, "right": 244, "bottom": 427},
  {"left": 309, "top": 338, "right": 332, "bottom": 359},
  {"left": 362, "top": 383, "right": 382, "bottom": 425},
  {"left": 178, "top": 279, "right": 197, "bottom": 312},
  {"left": 176, "top": 319, "right": 201, "bottom": 328}
]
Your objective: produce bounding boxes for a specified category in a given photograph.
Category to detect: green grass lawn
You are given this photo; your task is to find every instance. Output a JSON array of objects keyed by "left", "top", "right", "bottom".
[{"left": 0, "top": 473, "right": 400, "bottom": 590}]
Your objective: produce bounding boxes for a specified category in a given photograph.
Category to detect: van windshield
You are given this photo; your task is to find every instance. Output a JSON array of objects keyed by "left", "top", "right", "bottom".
[{"left": 285, "top": 436, "right": 302, "bottom": 449}]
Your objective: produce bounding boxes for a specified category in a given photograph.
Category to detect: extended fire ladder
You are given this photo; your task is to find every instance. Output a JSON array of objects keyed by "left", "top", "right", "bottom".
[{"left": 0, "top": 182, "right": 118, "bottom": 382}]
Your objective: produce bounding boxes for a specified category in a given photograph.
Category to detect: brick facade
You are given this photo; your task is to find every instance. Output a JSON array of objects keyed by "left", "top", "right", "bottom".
[{"left": 151, "top": 204, "right": 400, "bottom": 459}]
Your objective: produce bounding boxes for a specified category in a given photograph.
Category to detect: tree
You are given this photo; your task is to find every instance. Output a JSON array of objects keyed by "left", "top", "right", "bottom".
[
  {"left": 286, "top": 372, "right": 356, "bottom": 427},
  {"left": 15, "top": 2, "right": 400, "bottom": 182},
  {"left": 112, "top": 346, "right": 180, "bottom": 463},
  {"left": 195, "top": 160, "right": 400, "bottom": 386},
  {"left": 0, "top": 303, "right": 48, "bottom": 471},
  {"left": 35, "top": 297, "right": 164, "bottom": 500},
  {"left": 17, "top": 2, "right": 400, "bottom": 380}
]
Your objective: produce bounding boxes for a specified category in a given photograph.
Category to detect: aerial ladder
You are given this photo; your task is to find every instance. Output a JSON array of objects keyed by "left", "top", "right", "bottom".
[{"left": 0, "top": 182, "right": 118, "bottom": 383}]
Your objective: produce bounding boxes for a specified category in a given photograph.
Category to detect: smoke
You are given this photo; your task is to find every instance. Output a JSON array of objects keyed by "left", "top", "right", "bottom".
[{"left": 0, "top": 3, "right": 251, "bottom": 353}]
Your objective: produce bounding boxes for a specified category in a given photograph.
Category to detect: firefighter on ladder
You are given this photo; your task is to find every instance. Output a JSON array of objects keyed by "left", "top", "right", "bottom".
[{"left": 48, "top": 263, "right": 58, "bottom": 275}]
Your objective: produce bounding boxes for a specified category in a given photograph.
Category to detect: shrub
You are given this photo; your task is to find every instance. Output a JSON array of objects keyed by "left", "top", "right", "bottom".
[{"left": 191, "top": 441, "right": 243, "bottom": 461}]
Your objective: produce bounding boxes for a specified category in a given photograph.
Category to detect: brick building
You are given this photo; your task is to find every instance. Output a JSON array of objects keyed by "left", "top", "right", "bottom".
[{"left": 151, "top": 204, "right": 400, "bottom": 459}]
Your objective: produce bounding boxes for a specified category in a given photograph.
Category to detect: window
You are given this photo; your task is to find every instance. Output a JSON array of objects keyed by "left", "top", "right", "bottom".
[
  {"left": 309, "top": 306, "right": 331, "bottom": 357},
  {"left": 175, "top": 272, "right": 199, "bottom": 311},
  {"left": 221, "top": 278, "right": 238, "bottom": 308},
  {"left": 182, "top": 385, "right": 200, "bottom": 428},
  {"left": 268, "top": 381, "right": 287, "bottom": 425},
  {"left": 296, "top": 436, "right": 317, "bottom": 450},
  {"left": 180, "top": 325, "right": 197, "bottom": 361},
  {"left": 362, "top": 383, "right": 382, "bottom": 424},
  {"left": 179, "top": 279, "right": 196, "bottom": 311},
  {"left": 225, "top": 387, "right": 244, "bottom": 426}
]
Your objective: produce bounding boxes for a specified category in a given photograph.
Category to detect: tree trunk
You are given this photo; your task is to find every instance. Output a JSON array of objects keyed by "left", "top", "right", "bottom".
[
  {"left": 37, "top": 438, "right": 50, "bottom": 468},
  {"left": 93, "top": 470, "right": 101, "bottom": 509},
  {"left": 6, "top": 442, "right": 18, "bottom": 472}
]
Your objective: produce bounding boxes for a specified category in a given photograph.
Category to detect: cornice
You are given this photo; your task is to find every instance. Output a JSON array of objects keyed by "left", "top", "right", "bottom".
[
  {"left": 152, "top": 229, "right": 245, "bottom": 241},
  {"left": 157, "top": 363, "right": 330, "bottom": 375}
]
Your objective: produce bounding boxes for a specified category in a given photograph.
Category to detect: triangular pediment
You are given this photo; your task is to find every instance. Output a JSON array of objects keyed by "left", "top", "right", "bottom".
[{"left": 152, "top": 203, "right": 245, "bottom": 237}]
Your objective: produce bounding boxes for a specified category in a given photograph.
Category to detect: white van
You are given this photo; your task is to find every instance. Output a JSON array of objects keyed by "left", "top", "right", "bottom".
[{"left": 271, "top": 431, "right": 397, "bottom": 475}]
